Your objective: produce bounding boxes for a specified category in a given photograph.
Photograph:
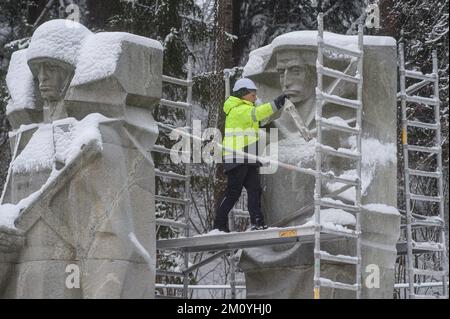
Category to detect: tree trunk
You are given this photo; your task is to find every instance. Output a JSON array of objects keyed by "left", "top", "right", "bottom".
[
  {"left": 212, "top": 0, "right": 235, "bottom": 219},
  {"left": 27, "top": 0, "right": 47, "bottom": 25}
]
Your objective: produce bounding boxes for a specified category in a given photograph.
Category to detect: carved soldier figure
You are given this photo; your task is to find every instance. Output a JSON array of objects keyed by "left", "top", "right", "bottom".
[
  {"left": 0, "top": 20, "right": 162, "bottom": 298},
  {"left": 239, "top": 31, "right": 400, "bottom": 299}
]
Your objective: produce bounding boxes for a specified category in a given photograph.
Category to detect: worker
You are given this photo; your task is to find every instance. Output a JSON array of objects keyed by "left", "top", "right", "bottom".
[{"left": 213, "top": 78, "right": 287, "bottom": 232}]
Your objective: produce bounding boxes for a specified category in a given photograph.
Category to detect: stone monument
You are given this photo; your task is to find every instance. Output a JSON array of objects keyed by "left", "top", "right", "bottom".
[
  {"left": 238, "top": 31, "right": 401, "bottom": 298},
  {"left": 0, "top": 20, "right": 162, "bottom": 298}
]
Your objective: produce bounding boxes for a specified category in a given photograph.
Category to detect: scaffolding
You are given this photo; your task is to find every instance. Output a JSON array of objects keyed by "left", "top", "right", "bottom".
[
  {"left": 155, "top": 14, "right": 367, "bottom": 299},
  {"left": 396, "top": 44, "right": 449, "bottom": 299},
  {"left": 154, "top": 57, "right": 193, "bottom": 299},
  {"left": 313, "top": 13, "right": 363, "bottom": 299}
]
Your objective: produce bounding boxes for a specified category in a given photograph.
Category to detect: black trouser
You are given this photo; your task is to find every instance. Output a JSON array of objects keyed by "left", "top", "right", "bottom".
[{"left": 214, "top": 164, "right": 264, "bottom": 229}]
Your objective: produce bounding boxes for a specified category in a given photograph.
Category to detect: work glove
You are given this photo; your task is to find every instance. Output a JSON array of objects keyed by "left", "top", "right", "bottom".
[{"left": 273, "top": 94, "right": 288, "bottom": 110}]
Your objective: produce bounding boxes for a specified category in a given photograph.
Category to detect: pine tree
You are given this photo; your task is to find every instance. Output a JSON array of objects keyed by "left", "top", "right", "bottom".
[
  {"left": 0, "top": 0, "right": 33, "bottom": 194},
  {"left": 236, "top": 0, "right": 366, "bottom": 64}
]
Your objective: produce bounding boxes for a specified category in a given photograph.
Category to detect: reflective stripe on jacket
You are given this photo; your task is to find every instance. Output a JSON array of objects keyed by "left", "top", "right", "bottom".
[{"left": 222, "top": 96, "right": 277, "bottom": 156}]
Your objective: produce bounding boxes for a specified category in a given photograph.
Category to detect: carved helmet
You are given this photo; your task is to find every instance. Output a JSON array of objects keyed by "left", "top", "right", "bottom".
[{"left": 27, "top": 19, "right": 92, "bottom": 68}]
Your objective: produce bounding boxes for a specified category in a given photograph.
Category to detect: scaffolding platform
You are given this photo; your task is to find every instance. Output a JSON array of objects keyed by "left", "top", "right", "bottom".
[{"left": 157, "top": 225, "right": 352, "bottom": 253}]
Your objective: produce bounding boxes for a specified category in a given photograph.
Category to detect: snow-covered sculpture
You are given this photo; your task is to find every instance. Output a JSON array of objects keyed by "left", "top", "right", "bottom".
[
  {"left": 239, "top": 31, "right": 401, "bottom": 298},
  {"left": 4, "top": 50, "right": 43, "bottom": 130},
  {"left": 0, "top": 20, "right": 162, "bottom": 298}
]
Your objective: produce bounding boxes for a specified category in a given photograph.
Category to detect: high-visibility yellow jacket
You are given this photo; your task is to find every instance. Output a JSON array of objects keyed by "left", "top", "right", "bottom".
[{"left": 222, "top": 96, "right": 277, "bottom": 158}]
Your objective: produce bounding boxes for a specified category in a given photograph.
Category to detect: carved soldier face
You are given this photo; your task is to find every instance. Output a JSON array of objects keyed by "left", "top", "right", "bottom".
[
  {"left": 30, "top": 59, "right": 74, "bottom": 102},
  {"left": 276, "top": 50, "right": 317, "bottom": 104}
]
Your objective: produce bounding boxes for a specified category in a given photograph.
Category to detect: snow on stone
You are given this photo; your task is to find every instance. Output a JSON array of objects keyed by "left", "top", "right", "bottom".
[
  {"left": 0, "top": 168, "right": 59, "bottom": 229},
  {"left": 5, "top": 49, "right": 36, "bottom": 114},
  {"left": 326, "top": 169, "right": 371, "bottom": 202},
  {"left": 316, "top": 208, "right": 356, "bottom": 225},
  {"left": 321, "top": 116, "right": 355, "bottom": 129},
  {"left": 8, "top": 123, "right": 40, "bottom": 140},
  {"left": 353, "top": 136, "right": 397, "bottom": 167},
  {"left": 326, "top": 137, "right": 397, "bottom": 201},
  {"left": 243, "top": 30, "right": 396, "bottom": 77},
  {"left": 243, "top": 43, "right": 273, "bottom": 77},
  {"left": 72, "top": 32, "right": 163, "bottom": 86},
  {"left": 303, "top": 208, "right": 356, "bottom": 233},
  {"left": 0, "top": 204, "right": 21, "bottom": 229},
  {"left": 27, "top": 19, "right": 92, "bottom": 67},
  {"left": 318, "top": 143, "right": 359, "bottom": 156},
  {"left": 363, "top": 204, "right": 400, "bottom": 216},
  {"left": 11, "top": 113, "right": 106, "bottom": 173},
  {"left": 11, "top": 124, "right": 54, "bottom": 173},
  {"left": 54, "top": 113, "right": 106, "bottom": 163},
  {"left": 272, "top": 31, "right": 396, "bottom": 50},
  {"left": 1, "top": 114, "right": 106, "bottom": 229}
]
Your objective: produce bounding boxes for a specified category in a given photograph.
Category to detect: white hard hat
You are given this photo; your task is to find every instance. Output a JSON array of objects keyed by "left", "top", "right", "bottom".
[{"left": 233, "top": 78, "right": 258, "bottom": 92}]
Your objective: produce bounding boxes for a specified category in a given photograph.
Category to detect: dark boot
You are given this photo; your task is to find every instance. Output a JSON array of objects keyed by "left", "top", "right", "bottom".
[
  {"left": 213, "top": 222, "right": 230, "bottom": 233},
  {"left": 250, "top": 218, "right": 268, "bottom": 231}
]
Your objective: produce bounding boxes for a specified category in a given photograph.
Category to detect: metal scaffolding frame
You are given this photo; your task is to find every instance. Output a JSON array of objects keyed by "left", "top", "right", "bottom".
[
  {"left": 154, "top": 57, "right": 193, "bottom": 299},
  {"left": 396, "top": 44, "right": 449, "bottom": 299},
  {"left": 155, "top": 14, "right": 367, "bottom": 299},
  {"left": 313, "top": 13, "right": 363, "bottom": 299}
]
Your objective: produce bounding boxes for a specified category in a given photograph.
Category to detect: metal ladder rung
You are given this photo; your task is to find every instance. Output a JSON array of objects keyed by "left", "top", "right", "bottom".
[
  {"left": 411, "top": 294, "right": 447, "bottom": 300},
  {"left": 409, "top": 218, "right": 444, "bottom": 228},
  {"left": 413, "top": 268, "right": 446, "bottom": 277},
  {"left": 399, "top": 45, "right": 448, "bottom": 301},
  {"left": 152, "top": 145, "right": 172, "bottom": 154},
  {"left": 319, "top": 278, "right": 359, "bottom": 291},
  {"left": 155, "top": 195, "right": 190, "bottom": 205},
  {"left": 156, "top": 218, "right": 189, "bottom": 229},
  {"left": 318, "top": 65, "right": 361, "bottom": 84},
  {"left": 404, "top": 70, "right": 437, "bottom": 82},
  {"left": 156, "top": 270, "right": 184, "bottom": 277},
  {"left": 408, "top": 193, "right": 441, "bottom": 203},
  {"left": 407, "top": 169, "right": 441, "bottom": 178},
  {"left": 160, "top": 99, "right": 191, "bottom": 109},
  {"left": 318, "top": 251, "right": 359, "bottom": 264},
  {"left": 162, "top": 75, "right": 193, "bottom": 87},
  {"left": 321, "top": 42, "right": 362, "bottom": 58},
  {"left": 406, "top": 145, "right": 440, "bottom": 154},
  {"left": 397, "top": 80, "right": 430, "bottom": 99},
  {"left": 317, "top": 145, "right": 361, "bottom": 160},
  {"left": 155, "top": 169, "right": 189, "bottom": 181},
  {"left": 317, "top": 198, "right": 359, "bottom": 213},
  {"left": 321, "top": 173, "right": 359, "bottom": 186},
  {"left": 152, "top": 144, "right": 190, "bottom": 155},
  {"left": 316, "top": 13, "right": 363, "bottom": 300},
  {"left": 319, "top": 92, "right": 362, "bottom": 109},
  {"left": 406, "top": 120, "right": 439, "bottom": 130},
  {"left": 402, "top": 94, "right": 439, "bottom": 106},
  {"left": 156, "top": 122, "right": 192, "bottom": 133},
  {"left": 321, "top": 227, "right": 359, "bottom": 239},
  {"left": 412, "top": 241, "right": 444, "bottom": 252},
  {"left": 319, "top": 118, "right": 360, "bottom": 134}
]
